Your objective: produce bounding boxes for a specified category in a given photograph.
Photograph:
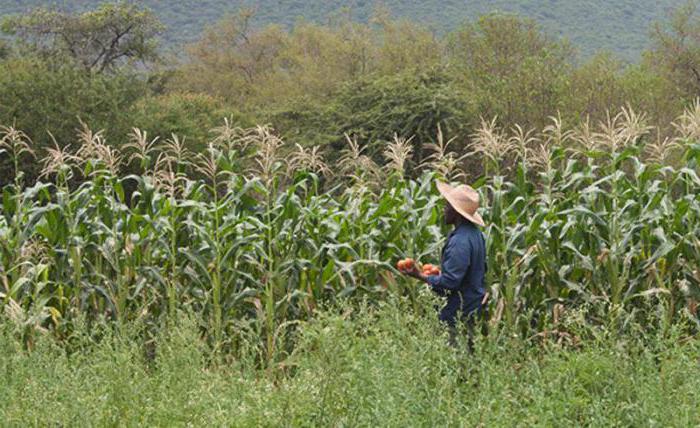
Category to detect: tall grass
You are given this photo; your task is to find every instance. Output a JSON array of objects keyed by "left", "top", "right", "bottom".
[
  {"left": 1, "top": 299, "right": 699, "bottom": 426},
  {"left": 1, "top": 105, "right": 700, "bottom": 361}
]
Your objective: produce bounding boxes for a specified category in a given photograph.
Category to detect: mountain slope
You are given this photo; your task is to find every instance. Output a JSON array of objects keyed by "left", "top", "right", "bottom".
[{"left": 0, "top": 0, "right": 687, "bottom": 61}]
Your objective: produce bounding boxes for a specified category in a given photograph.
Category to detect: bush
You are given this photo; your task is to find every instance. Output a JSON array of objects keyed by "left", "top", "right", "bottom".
[
  {"left": 127, "top": 92, "right": 251, "bottom": 153},
  {"left": 0, "top": 58, "right": 146, "bottom": 185},
  {"left": 268, "top": 68, "right": 474, "bottom": 166},
  {"left": 446, "top": 14, "right": 573, "bottom": 128}
]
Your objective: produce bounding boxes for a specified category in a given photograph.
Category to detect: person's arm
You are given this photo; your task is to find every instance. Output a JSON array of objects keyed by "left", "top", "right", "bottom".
[
  {"left": 404, "top": 270, "right": 448, "bottom": 296},
  {"left": 425, "top": 237, "right": 471, "bottom": 292}
]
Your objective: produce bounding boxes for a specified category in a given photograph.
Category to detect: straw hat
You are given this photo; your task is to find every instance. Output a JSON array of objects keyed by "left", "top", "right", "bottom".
[{"left": 436, "top": 181, "right": 485, "bottom": 227}]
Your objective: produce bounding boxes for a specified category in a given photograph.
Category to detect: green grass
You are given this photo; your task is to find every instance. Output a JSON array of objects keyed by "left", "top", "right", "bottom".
[{"left": 2, "top": 298, "right": 699, "bottom": 426}]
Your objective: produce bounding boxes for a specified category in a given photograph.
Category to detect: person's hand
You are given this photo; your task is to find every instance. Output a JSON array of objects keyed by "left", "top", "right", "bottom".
[
  {"left": 396, "top": 258, "right": 422, "bottom": 279},
  {"left": 421, "top": 264, "right": 440, "bottom": 276},
  {"left": 403, "top": 264, "right": 422, "bottom": 279}
]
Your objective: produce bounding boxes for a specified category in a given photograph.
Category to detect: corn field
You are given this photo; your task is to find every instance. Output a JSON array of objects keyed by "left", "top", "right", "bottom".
[{"left": 2, "top": 105, "right": 700, "bottom": 358}]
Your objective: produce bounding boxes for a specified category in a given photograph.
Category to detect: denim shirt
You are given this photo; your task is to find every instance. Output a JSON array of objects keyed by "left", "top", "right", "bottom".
[{"left": 426, "top": 222, "right": 487, "bottom": 325}]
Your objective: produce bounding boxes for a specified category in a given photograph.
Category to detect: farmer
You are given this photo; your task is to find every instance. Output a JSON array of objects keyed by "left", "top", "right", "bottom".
[{"left": 402, "top": 181, "right": 489, "bottom": 348}]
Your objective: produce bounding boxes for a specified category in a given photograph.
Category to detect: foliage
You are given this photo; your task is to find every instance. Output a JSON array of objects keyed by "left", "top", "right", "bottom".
[
  {"left": 2, "top": 105, "right": 700, "bottom": 364},
  {"left": 1, "top": 1, "right": 163, "bottom": 73},
  {"left": 565, "top": 53, "right": 631, "bottom": 121},
  {"left": 171, "top": 10, "right": 689, "bottom": 142},
  {"left": 127, "top": 93, "right": 252, "bottom": 154},
  {"left": 1, "top": 3, "right": 700, "bottom": 368},
  {"left": 0, "top": 0, "right": 688, "bottom": 61},
  {"left": 267, "top": 68, "right": 473, "bottom": 162},
  {"left": 0, "top": 39, "right": 9, "bottom": 59},
  {"left": 1, "top": 302, "right": 699, "bottom": 426},
  {"left": 0, "top": 58, "right": 147, "bottom": 186},
  {"left": 0, "top": 4, "right": 694, "bottom": 180},
  {"left": 647, "top": 0, "right": 700, "bottom": 98},
  {"left": 446, "top": 14, "right": 573, "bottom": 128},
  {"left": 175, "top": 10, "right": 288, "bottom": 103},
  {"left": 173, "top": 11, "right": 441, "bottom": 106},
  {"left": 328, "top": 69, "right": 473, "bottom": 162}
]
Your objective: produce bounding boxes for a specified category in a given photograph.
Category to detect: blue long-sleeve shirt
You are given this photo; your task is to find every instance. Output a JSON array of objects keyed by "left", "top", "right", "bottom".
[{"left": 426, "top": 222, "right": 487, "bottom": 326}]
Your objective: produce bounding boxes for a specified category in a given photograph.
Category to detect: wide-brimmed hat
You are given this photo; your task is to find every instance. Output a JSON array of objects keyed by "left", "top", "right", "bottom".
[{"left": 436, "top": 181, "right": 485, "bottom": 227}]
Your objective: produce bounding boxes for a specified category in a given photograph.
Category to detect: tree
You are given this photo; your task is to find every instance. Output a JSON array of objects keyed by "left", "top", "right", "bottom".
[
  {"left": 174, "top": 9, "right": 445, "bottom": 107},
  {"left": 127, "top": 92, "right": 251, "bottom": 153},
  {"left": 174, "top": 9, "right": 288, "bottom": 102},
  {"left": 370, "top": 13, "right": 442, "bottom": 75},
  {"left": 267, "top": 68, "right": 473, "bottom": 166},
  {"left": 565, "top": 53, "right": 629, "bottom": 121},
  {"left": 648, "top": 1, "right": 700, "bottom": 98},
  {"left": 1, "top": 2, "right": 163, "bottom": 73},
  {"left": 0, "top": 39, "right": 9, "bottom": 59},
  {"left": 0, "top": 58, "right": 147, "bottom": 185},
  {"left": 445, "top": 14, "right": 573, "bottom": 128}
]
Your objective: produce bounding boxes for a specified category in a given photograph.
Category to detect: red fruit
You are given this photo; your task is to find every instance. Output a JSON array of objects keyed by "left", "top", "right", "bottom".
[{"left": 421, "top": 263, "right": 441, "bottom": 276}]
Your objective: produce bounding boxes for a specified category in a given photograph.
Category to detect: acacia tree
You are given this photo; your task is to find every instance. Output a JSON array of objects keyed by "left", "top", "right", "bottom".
[
  {"left": 176, "top": 9, "right": 288, "bottom": 101},
  {"left": 1, "top": 2, "right": 163, "bottom": 73},
  {"left": 648, "top": 1, "right": 700, "bottom": 98},
  {"left": 445, "top": 14, "right": 573, "bottom": 128}
]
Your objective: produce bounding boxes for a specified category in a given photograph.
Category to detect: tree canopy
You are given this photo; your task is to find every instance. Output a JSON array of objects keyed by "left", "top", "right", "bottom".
[
  {"left": 1, "top": 2, "right": 163, "bottom": 73},
  {"left": 648, "top": 1, "right": 700, "bottom": 97}
]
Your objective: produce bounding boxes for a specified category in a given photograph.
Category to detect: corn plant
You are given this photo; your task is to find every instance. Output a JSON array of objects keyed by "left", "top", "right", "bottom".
[{"left": 2, "top": 106, "right": 700, "bottom": 358}]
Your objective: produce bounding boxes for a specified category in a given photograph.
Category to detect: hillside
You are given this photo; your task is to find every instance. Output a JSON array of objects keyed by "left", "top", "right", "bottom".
[{"left": 0, "top": 0, "right": 688, "bottom": 61}]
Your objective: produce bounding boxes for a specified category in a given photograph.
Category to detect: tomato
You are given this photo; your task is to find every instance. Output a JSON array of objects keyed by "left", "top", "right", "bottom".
[{"left": 420, "top": 263, "right": 440, "bottom": 276}]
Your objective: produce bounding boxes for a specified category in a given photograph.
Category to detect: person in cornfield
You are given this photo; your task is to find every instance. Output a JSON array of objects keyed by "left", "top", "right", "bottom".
[{"left": 402, "top": 181, "right": 489, "bottom": 350}]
